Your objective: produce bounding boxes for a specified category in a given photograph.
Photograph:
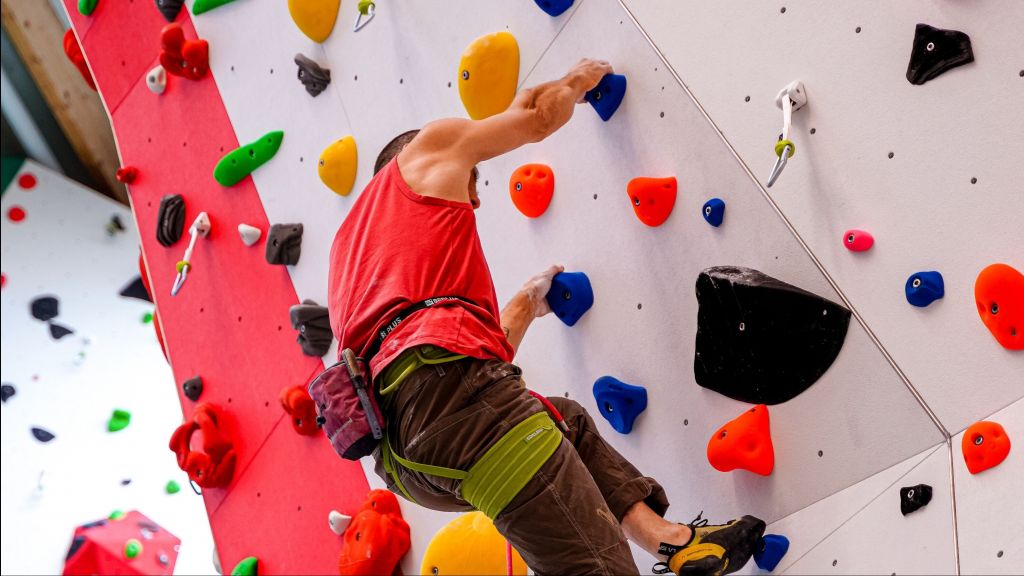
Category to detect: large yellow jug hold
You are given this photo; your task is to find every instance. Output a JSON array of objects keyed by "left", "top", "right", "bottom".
[
  {"left": 421, "top": 512, "right": 527, "bottom": 575},
  {"left": 319, "top": 136, "right": 358, "bottom": 196},
  {"left": 458, "top": 32, "right": 520, "bottom": 120},
  {"left": 288, "top": 0, "right": 341, "bottom": 43}
]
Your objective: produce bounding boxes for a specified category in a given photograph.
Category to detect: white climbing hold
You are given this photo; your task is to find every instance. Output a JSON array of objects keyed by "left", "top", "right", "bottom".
[
  {"left": 328, "top": 510, "right": 351, "bottom": 535},
  {"left": 238, "top": 223, "right": 262, "bottom": 246},
  {"left": 146, "top": 65, "right": 167, "bottom": 95},
  {"left": 212, "top": 546, "right": 222, "bottom": 575}
]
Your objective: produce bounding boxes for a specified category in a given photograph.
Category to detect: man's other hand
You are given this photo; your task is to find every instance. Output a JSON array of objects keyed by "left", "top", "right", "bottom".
[{"left": 521, "top": 264, "right": 566, "bottom": 318}]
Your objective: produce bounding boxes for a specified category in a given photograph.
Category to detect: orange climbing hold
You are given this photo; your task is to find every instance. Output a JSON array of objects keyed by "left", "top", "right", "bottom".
[
  {"left": 338, "top": 490, "right": 410, "bottom": 575},
  {"left": 974, "top": 263, "right": 1024, "bottom": 350},
  {"left": 707, "top": 404, "right": 774, "bottom": 476},
  {"left": 627, "top": 176, "right": 677, "bottom": 227},
  {"left": 280, "top": 385, "right": 319, "bottom": 436},
  {"left": 509, "top": 163, "right": 554, "bottom": 218},
  {"left": 962, "top": 421, "right": 1011, "bottom": 474}
]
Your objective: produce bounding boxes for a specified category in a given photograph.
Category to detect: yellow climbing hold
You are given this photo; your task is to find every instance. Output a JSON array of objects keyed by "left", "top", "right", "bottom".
[
  {"left": 420, "top": 511, "right": 528, "bottom": 575},
  {"left": 458, "top": 32, "right": 520, "bottom": 120},
  {"left": 288, "top": 0, "right": 340, "bottom": 43},
  {"left": 318, "top": 136, "right": 358, "bottom": 196}
]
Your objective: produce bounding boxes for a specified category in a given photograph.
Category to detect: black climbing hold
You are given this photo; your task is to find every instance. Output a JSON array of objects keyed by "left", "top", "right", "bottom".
[
  {"left": 32, "top": 426, "right": 56, "bottom": 443},
  {"left": 294, "top": 54, "right": 331, "bottom": 97},
  {"left": 120, "top": 478, "right": 132, "bottom": 486},
  {"left": 289, "top": 299, "right": 332, "bottom": 357},
  {"left": 266, "top": 223, "right": 303, "bottom": 266},
  {"left": 906, "top": 23, "right": 974, "bottom": 85},
  {"left": 50, "top": 323, "right": 75, "bottom": 340},
  {"left": 119, "top": 276, "right": 152, "bottom": 302},
  {"left": 694, "top": 266, "right": 851, "bottom": 404},
  {"left": 900, "top": 484, "right": 933, "bottom": 515},
  {"left": 156, "top": 195, "right": 186, "bottom": 247},
  {"left": 31, "top": 296, "right": 60, "bottom": 322},
  {"left": 66, "top": 535, "right": 87, "bottom": 561},
  {"left": 154, "top": 0, "right": 184, "bottom": 22},
  {"left": 1, "top": 383, "right": 15, "bottom": 403},
  {"left": 107, "top": 215, "right": 126, "bottom": 235},
  {"left": 182, "top": 376, "right": 203, "bottom": 401}
]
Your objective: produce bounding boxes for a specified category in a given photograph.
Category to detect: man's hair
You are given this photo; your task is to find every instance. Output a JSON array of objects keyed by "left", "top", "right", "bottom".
[{"left": 374, "top": 129, "right": 420, "bottom": 174}]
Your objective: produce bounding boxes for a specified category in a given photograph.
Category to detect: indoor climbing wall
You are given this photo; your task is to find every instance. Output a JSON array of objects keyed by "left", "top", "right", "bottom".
[
  {"left": 0, "top": 160, "right": 213, "bottom": 575},
  {"left": 61, "top": 0, "right": 1020, "bottom": 574}
]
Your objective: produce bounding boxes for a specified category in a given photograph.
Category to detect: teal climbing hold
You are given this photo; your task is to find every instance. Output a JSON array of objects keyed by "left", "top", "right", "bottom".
[
  {"left": 78, "top": 0, "right": 98, "bottom": 16},
  {"left": 165, "top": 480, "right": 181, "bottom": 494},
  {"left": 214, "top": 131, "right": 284, "bottom": 187},
  {"left": 192, "top": 0, "right": 240, "bottom": 14},
  {"left": 107, "top": 409, "right": 131, "bottom": 432},
  {"left": 230, "top": 556, "right": 259, "bottom": 576}
]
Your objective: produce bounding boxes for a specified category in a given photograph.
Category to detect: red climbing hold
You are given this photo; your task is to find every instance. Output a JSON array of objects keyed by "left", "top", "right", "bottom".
[
  {"left": 962, "top": 421, "right": 1011, "bottom": 474},
  {"left": 707, "top": 404, "right": 774, "bottom": 476},
  {"left": 116, "top": 166, "right": 139, "bottom": 184},
  {"left": 974, "top": 263, "right": 1024, "bottom": 350},
  {"left": 159, "top": 24, "right": 209, "bottom": 81},
  {"left": 338, "top": 490, "right": 410, "bottom": 575},
  {"left": 18, "top": 173, "right": 37, "bottom": 189},
  {"left": 509, "top": 163, "right": 554, "bottom": 218},
  {"left": 1, "top": 273, "right": 6, "bottom": 289},
  {"left": 168, "top": 404, "right": 236, "bottom": 488},
  {"left": 8, "top": 206, "right": 26, "bottom": 222},
  {"left": 62, "top": 29, "right": 96, "bottom": 90},
  {"left": 626, "top": 176, "right": 677, "bottom": 227},
  {"left": 280, "top": 385, "right": 319, "bottom": 436},
  {"left": 842, "top": 229, "right": 874, "bottom": 252}
]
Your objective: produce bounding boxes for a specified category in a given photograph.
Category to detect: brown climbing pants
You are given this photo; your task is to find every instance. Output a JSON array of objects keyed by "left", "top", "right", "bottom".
[{"left": 373, "top": 357, "right": 669, "bottom": 576}]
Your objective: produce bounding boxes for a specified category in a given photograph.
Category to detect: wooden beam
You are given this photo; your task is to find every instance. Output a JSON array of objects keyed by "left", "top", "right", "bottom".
[{"left": 1, "top": 0, "right": 126, "bottom": 203}]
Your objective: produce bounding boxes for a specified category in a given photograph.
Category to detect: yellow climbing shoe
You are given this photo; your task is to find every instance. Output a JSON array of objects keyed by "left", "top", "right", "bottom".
[{"left": 653, "top": 513, "right": 765, "bottom": 576}]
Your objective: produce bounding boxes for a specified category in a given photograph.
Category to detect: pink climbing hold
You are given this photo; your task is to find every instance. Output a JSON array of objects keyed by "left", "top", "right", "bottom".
[{"left": 843, "top": 229, "right": 874, "bottom": 252}]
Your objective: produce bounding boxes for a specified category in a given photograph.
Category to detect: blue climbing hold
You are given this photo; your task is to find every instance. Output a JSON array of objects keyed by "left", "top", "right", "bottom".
[
  {"left": 905, "top": 271, "right": 944, "bottom": 307},
  {"left": 754, "top": 534, "right": 790, "bottom": 572},
  {"left": 702, "top": 198, "right": 726, "bottom": 227},
  {"left": 593, "top": 376, "right": 647, "bottom": 434},
  {"left": 533, "top": 0, "right": 574, "bottom": 17},
  {"left": 546, "top": 271, "right": 594, "bottom": 327},
  {"left": 584, "top": 74, "right": 626, "bottom": 122}
]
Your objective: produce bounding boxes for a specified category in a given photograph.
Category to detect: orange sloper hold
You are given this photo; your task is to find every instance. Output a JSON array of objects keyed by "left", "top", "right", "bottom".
[
  {"left": 509, "top": 164, "right": 554, "bottom": 218},
  {"left": 974, "top": 263, "right": 1024, "bottom": 350},
  {"left": 280, "top": 385, "right": 319, "bottom": 436},
  {"left": 627, "top": 176, "right": 677, "bottom": 227},
  {"left": 707, "top": 404, "right": 774, "bottom": 476},
  {"left": 338, "top": 490, "right": 410, "bottom": 576},
  {"left": 962, "top": 421, "right": 1011, "bottom": 474}
]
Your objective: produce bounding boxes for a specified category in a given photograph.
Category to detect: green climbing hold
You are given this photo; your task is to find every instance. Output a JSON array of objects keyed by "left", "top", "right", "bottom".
[
  {"left": 78, "top": 0, "right": 98, "bottom": 15},
  {"left": 165, "top": 480, "right": 181, "bottom": 494},
  {"left": 214, "top": 131, "right": 284, "bottom": 187},
  {"left": 142, "top": 312, "right": 154, "bottom": 324},
  {"left": 124, "top": 538, "right": 142, "bottom": 559},
  {"left": 192, "top": 0, "right": 240, "bottom": 15},
  {"left": 107, "top": 409, "right": 131, "bottom": 432},
  {"left": 230, "top": 556, "right": 259, "bottom": 576},
  {"left": 109, "top": 509, "right": 125, "bottom": 520}
]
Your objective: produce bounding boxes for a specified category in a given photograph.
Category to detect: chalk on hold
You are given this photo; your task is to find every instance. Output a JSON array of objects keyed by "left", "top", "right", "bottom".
[
  {"left": 707, "top": 404, "right": 774, "bottom": 476},
  {"left": 962, "top": 421, "right": 1011, "bottom": 474},
  {"left": 230, "top": 556, "right": 259, "bottom": 576},
  {"left": 592, "top": 376, "right": 647, "bottom": 434},
  {"left": 280, "top": 385, "right": 319, "bottom": 435},
  {"left": 585, "top": 74, "right": 627, "bottom": 121},
  {"left": 182, "top": 376, "right": 203, "bottom": 401},
  {"left": 78, "top": 0, "right": 98, "bottom": 16},
  {"left": 318, "top": 136, "right": 358, "bottom": 196},
  {"left": 289, "top": 299, "right": 332, "bottom": 356},
  {"left": 458, "top": 32, "right": 520, "bottom": 120},
  {"left": 266, "top": 223, "right": 303, "bottom": 265},
  {"left": 115, "top": 166, "right": 138, "bottom": 184},
  {"left": 339, "top": 490, "right": 410, "bottom": 575},
  {"left": 192, "top": 0, "right": 239, "bottom": 15},
  {"left": 288, "top": 0, "right": 340, "bottom": 43},
  {"left": 702, "top": 198, "right": 726, "bottom": 227},
  {"left": 329, "top": 510, "right": 352, "bottom": 535},
  {"left": 154, "top": 0, "right": 184, "bottom": 22},
  {"left": 545, "top": 271, "right": 594, "bottom": 327},
  {"left": 107, "top": 409, "right": 131, "bottom": 432},
  {"left": 753, "top": 534, "right": 789, "bottom": 572},
  {"left": 900, "top": 484, "right": 932, "bottom": 515},
  {"left": 906, "top": 24, "right": 974, "bottom": 85},
  {"left": 295, "top": 54, "right": 331, "bottom": 97},
  {"left": 159, "top": 23, "right": 209, "bottom": 81},
  {"left": 695, "top": 267, "right": 851, "bottom": 404},
  {"left": 215, "top": 131, "right": 284, "bottom": 187},
  {"left": 974, "top": 263, "right": 1023, "bottom": 350},
  {"left": 63, "top": 30, "right": 96, "bottom": 91},
  {"left": 165, "top": 480, "right": 181, "bottom": 494},
  {"left": 905, "top": 271, "right": 944, "bottom": 307},
  {"left": 421, "top": 512, "right": 528, "bottom": 576},
  {"left": 627, "top": 177, "right": 677, "bottom": 227},
  {"left": 843, "top": 229, "right": 874, "bottom": 252},
  {"left": 238, "top": 224, "right": 262, "bottom": 247},
  {"left": 509, "top": 163, "right": 554, "bottom": 218},
  {"left": 533, "top": 0, "right": 574, "bottom": 17},
  {"left": 146, "top": 65, "right": 167, "bottom": 95}
]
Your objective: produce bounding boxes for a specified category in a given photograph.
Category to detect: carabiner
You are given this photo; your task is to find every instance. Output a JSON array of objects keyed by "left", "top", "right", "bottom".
[{"left": 353, "top": 0, "right": 375, "bottom": 32}]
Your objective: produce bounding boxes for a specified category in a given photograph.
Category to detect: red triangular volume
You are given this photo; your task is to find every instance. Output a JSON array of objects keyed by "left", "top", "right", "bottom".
[
  {"left": 626, "top": 176, "right": 677, "bottom": 227},
  {"left": 707, "top": 404, "right": 774, "bottom": 476}
]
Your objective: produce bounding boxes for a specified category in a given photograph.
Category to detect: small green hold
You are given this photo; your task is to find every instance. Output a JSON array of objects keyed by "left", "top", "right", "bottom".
[
  {"left": 230, "top": 556, "right": 259, "bottom": 576},
  {"left": 107, "top": 409, "right": 131, "bottom": 432},
  {"left": 142, "top": 312, "right": 154, "bottom": 324},
  {"left": 192, "top": 0, "right": 240, "bottom": 15},
  {"left": 78, "top": 0, "right": 98, "bottom": 16},
  {"left": 124, "top": 538, "right": 142, "bottom": 559},
  {"left": 165, "top": 480, "right": 181, "bottom": 494},
  {"left": 109, "top": 509, "right": 125, "bottom": 520},
  {"left": 214, "top": 131, "right": 284, "bottom": 187}
]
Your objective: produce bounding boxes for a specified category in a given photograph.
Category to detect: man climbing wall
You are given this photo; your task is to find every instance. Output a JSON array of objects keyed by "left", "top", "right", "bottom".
[{"left": 327, "top": 59, "right": 765, "bottom": 576}]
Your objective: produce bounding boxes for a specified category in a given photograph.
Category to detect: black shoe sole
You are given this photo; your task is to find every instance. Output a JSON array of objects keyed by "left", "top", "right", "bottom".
[{"left": 722, "top": 515, "right": 767, "bottom": 575}]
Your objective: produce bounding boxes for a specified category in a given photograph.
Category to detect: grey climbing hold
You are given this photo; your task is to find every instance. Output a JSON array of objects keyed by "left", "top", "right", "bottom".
[
  {"left": 238, "top": 223, "right": 262, "bottom": 247},
  {"left": 182, "top": 376, "right": 203, "bottom": 401},
  {"left": 50, "top": 323, "right": 75, "bottom": 340},
  {"left": 32, "top": 427, "right": 56, "bottom": 442},
  {"left": 295, "top": 54, "right": 331, "bottom": 97},
  {"left": 289, "top": 299, "right": 332, "bottom": 356},
  {"left": 31, "top": 296, "right": 59, "bottom": 322},
  {"left": 154, "top": 0, "right": 184, "bottom": 22},
  {"left": 1, "top": 383, "right": 15, "bottom": 403},
  {"left": 147, "top": 65, "right": 167, "bottom": 95},
  {"left": 156, "top": 195, "right": 186, "bottom": 247},
  {"left": 265, "top": 223, "right": 303, "bottom": 265}
]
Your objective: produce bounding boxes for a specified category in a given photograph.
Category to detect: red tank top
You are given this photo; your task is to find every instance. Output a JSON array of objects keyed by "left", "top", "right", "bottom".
[{"left": 328, "top": 158, "right": 513, "bottom": 375}]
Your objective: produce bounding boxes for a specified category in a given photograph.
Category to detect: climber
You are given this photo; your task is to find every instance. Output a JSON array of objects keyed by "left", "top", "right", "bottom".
[{"left": 327, "top": 59, "right": 765, "bottom": 575}]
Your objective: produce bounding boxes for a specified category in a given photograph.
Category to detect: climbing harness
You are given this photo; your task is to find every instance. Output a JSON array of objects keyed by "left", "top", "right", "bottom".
[
  {"left": 766, "top": 80, "right": 806, "bottom": 188},
  {"left": 353, "top": 0, "right": 375, "bottom": 32},
  {"left": 170, "top": 212, "right": 210, "bottom": 296}
]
